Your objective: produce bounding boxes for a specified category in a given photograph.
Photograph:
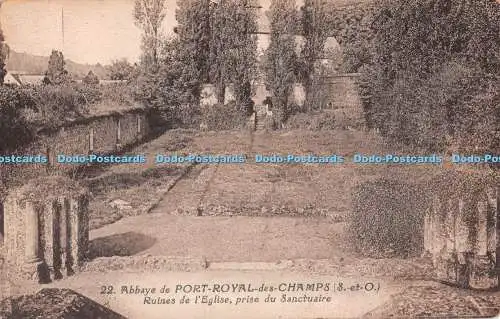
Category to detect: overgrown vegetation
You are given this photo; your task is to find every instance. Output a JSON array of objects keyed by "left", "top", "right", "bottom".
[
  {"left": 350, "top": 178, "right": 429, "bottom": 258},
  {"left": 286, "top": 111, "right": 336, "bottom": 130},
  {"left": 133, "top": 0, "right": 259, "bottom": 127},
  {"left": 0, "top": 29, "right": 7, "bottom": 85},
  {"left": 107, "top": 59, "right": 136, "bottom": 81},
  {"left": 359, "top": 0, "right": 500, "bottom": 152},
  {"left": 349, "top": 0, "right": 500, "bottom": 258},
  {"left": 43, "top": 50, "right": 71, "bottom": 85},
  {"left": 0, "top": 85, "right": 36, "bottom": 152},
  {"left": 83, "top": 71, "right": 99, "bottom": 85},
  {"left": 201, "top": 102, "right": 248, "bottom": 131},
  {"left": 328, "top": 2, "right": 376, "bottom": 73},
  {"left": 263, "top": 0, "right": 299, "bottom": 126},
  {"left": 298, "top": 0, "right": 329, "bottom": 111}
]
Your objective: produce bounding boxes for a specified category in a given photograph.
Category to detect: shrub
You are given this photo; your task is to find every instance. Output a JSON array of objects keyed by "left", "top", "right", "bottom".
[
  {"left": 0, "top": 85, "right": 36, "bottom": 151},
  {"left": 286, "top": 111, "right": 336, "bottom": 130},
  {"left": 82, "top": 71, "right": 99, "bottom": 85},
  {"left": 202, "top": 102, "right": 247, "bottom": 131},
  {"left": 30, "top": 84, "right": 91, "bottom": 125},
  {"left": 350, "top": 178, "right": 430, "bottom": 258},
  {"left": 22, "top": 83, "right": 112, "bottom": 126},
  {"left": 359, "top": 0, "right": 500, "bottom": 152},
  {"left": 97, "top": 82, "right": 134, "bottom": 106}
]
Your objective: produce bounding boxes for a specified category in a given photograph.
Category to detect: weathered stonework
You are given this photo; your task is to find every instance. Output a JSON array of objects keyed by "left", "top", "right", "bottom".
[
  {"left": 424, "top": 172, "right": 499, "bottom": 289},
  {"left": 2, "top": 176, "right": 89, "bottom": 283}
]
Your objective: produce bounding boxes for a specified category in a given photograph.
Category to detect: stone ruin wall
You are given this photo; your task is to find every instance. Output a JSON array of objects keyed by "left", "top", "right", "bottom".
[
  {"left": 2, "top": 177, "right": 89, "bottom": 283},
  {"left": 423, "top": 171, "right": 499, "bottom": 289}
]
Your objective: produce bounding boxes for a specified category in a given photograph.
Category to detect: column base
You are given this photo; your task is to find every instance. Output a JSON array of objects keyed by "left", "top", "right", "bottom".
[{"left": 21, "top": 260, "right": 46, "bottom": 283}]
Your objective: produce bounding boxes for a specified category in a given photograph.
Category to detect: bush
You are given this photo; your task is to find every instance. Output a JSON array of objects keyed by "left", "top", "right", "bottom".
[
  {"left": 202, "top": 102, "right": 247, "bottom": 131},
  {"left": 359, "top": 0, "right": 500, "bottom": 152},
  {"left": 98, "top": 82, "right": 134, "bottom": 106},
  {"left": 82, "top": 71, "right": 99, "bottom": 85},
  {"left": 286, "top": 111, "right": 336, "bottom": 130},
  {"left": 0, "top": 85, "right": 36, "bottom": 151},
  {"left": 30, "top": 84, "right": 92, "bottom": 124},
  {"left": 21, "top": 83, "right": 115, "bottom": 126},
  {"left": 350, "top": 178, "right": 429, "bottom": 258}
]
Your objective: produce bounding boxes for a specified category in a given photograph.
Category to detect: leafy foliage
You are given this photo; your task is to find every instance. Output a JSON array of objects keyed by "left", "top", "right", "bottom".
[
  {"left": 133, "top": 36, "right": 201, "bottom": 127},
  {"left": 326, "top": 3, "right": 376, "bottom": 73},
  {"left": 175, "top": 0, "right": 212, "bottom": 85},
  {"left": 209, "top": 0, "right": 258, "bottom": 113},
  {"left": 134, "top": 0, "right": 168, "bottom": 70},
  {"left": 286, "top": 111, "right": 336, "bottom": 130},
  {"left": 263, "top": 0, "right": 299, "bottom": 125},
  {"left": 107, "top": 59, "right": 136, "bottom": 80},
  {"left": 0, "top": 29, "right": 7, "bottom": 85},
  {"left": 44, "top": 50, "right": 71, "bottom": 85},
  {"left": 298, "top": 0, "right": 329, "bottom": 110},
  {"left": 202, "top": 102, "right": 248, "bottom": 131},
  {"left": 0, "top": 85, "right": 36, "bottom": 151},
  {"left": 351, "top": 178, "right": 429, "bottom": 258},
  {"left": 135, "top": 0, "right": 259, "bottom": 127},
  {"left": 360, "top": 0, "right": 500, "bottom": 152},
  {"left": 83, "top": 71, "right": 99, "bottom": 85}
]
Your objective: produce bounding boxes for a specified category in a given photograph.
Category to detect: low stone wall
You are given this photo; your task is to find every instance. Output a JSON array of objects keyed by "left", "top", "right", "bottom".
[
  {"left": 1, "top": 107, "right": 152, "bottom": 186},
  {"left": 423, "top": 170, "right": 499, "bottom": 289}
]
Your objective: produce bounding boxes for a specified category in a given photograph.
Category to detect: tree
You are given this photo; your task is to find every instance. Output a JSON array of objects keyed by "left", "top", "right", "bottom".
[
  {"left": 83, "top": 70, "right": 99, "bottom": 85},
  {"left": 209, "top": 0, "right": 258, "bottom": 113},
  {"left": 134, "top": 0, "right": 167, "bottom": 71},
  {"left": 107, "top": 59, "right": 135, "bottom": 80},
  {"left": 44, "top": 50, "right": 70, "bottom": 85},
  {"left": 299, "top": 0, "right": 329, "bottom": 111},
  {"left": 263, "top": 0, "right": 298, "bottom": 126},
  {"left": 0, "top": 29, "right": 8, "bottom": 85},
  {"left": 0, "top": 86, "right": 36, "bottom": 151},
  {"left": 175, "top": 0, "right": 212, "bottom": 103},
  {"left": 362, "top": 0, "right": 500, "bottom": 151},
  {"left": 133, "top": 35, "right": 202, "bottom": 127}
]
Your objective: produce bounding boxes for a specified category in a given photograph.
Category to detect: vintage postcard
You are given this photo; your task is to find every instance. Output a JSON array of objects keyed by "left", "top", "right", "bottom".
[{"left": 0, "top": 0, "right": 499, "bottom": 318}]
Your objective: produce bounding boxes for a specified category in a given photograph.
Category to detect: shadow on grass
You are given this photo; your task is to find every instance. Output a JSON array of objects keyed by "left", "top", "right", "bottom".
[{"left": 87, "top": 232, "right": 156, "bottom": 260}]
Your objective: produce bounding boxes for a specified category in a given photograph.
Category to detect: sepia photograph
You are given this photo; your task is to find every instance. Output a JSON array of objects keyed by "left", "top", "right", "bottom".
[{"left": 0, "top": 0, "right": 499, "bottom": 318}]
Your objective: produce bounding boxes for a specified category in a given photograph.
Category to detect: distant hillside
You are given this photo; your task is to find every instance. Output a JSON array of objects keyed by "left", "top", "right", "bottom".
[{"left": 6, "top": 50, "right": 110, "bottom": 80}]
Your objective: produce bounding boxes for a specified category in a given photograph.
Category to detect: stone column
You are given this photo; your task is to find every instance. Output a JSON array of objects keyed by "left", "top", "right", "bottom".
[
  {"left": 89, "top": 128, "right": 94, "bottom": 153},
  {"left": 4, "top": 176, "right": 89, "bottom": 283},
  {"left": 116, "top": 118, "right": 122, "bottom": 150},
  {"left": 24, "top": 202, "right": 41, "bottom": 264}
]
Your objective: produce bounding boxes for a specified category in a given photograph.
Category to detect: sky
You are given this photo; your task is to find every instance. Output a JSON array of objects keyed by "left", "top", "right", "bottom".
[
  {"left": 0, "top": 0, "right": 178, "bottom": 64},
  {"left": 0, "top": 0, "right": 298, "bottom": 65}
]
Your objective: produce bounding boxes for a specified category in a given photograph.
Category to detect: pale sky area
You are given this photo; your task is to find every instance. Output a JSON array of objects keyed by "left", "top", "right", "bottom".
[
  {"left": 0, "top": 0, "right": 296, "bottom": 65},
  {"left": 0, "top": 0, "right": 178, "bottom": 64}
]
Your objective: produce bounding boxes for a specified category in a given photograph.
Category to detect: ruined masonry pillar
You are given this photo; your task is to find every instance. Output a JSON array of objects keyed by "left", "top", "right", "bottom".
[
  {"left": 3, "top": 176, "right": 89, "bottom": 283},
  {"left": 24, "top": 202, "right": 41, "bottom": 264},
  {"left": 424, "top": 173, "right": 499, "bottom": 290}
]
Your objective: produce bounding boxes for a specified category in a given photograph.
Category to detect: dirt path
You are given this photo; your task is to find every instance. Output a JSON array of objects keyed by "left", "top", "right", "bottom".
[{"left": 89, "top": 214, "right": 351, "bottom": 262}]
